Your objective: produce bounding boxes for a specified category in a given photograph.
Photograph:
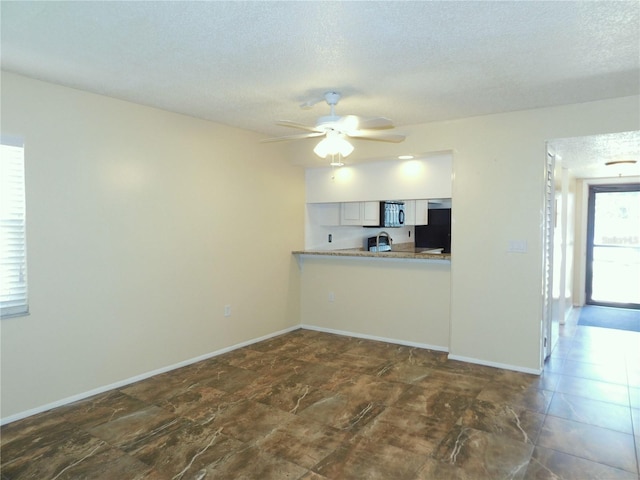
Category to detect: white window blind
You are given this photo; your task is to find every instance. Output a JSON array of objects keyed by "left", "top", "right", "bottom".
[{"left": 1, "top": 138, "right": 28, "bottom": 318}]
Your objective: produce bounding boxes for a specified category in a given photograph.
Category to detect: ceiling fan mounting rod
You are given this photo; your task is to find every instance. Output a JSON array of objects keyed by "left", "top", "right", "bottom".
[{"left": 324, "top": 91, "right": 341, "bottom": 116}]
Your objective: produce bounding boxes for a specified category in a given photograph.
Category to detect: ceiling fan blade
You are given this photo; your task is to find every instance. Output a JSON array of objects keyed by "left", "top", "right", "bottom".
[
  {"left": 276, "top": 120, "right": 322, "bottom": 133},
  {"left": 347, "top": 130, "right": 406, "bottom": 143},
  {"left": 340, "top": 115, "right": 394, "bottom": 131},
  {"left": 260, "top": 132, "right": 325, "bottom": 143}
]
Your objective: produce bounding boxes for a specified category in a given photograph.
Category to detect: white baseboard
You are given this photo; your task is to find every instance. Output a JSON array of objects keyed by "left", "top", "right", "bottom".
[
  {"left": 0, "top": 325, "right": 300, "bottom": 426},
  {"left": 447, "top": 354, "right": 541, "bottom": 375},
  {"left": 300, "top": 324, "right": 449, "bottom": 353}
]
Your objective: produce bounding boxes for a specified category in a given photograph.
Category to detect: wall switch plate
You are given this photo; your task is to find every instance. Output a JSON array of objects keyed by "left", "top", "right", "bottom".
[
  {"left": 328, "top": 292, "right": 335, "bottom": 302},
  {"left": 507, "top": 240, "right": 528, "bottom": 253},
  {"left": 224, "top": 305, "right": 231, "bottom": 317}
]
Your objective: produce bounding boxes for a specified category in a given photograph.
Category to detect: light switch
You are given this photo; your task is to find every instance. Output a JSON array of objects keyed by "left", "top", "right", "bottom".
[{"left": 508, "top": 240, "right": 527, "bottom": 253}]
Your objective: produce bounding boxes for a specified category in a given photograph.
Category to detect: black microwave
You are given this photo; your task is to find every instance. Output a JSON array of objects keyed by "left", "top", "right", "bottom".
[{"left": 371, "top": 201, "right": 405, "bottom": 228}]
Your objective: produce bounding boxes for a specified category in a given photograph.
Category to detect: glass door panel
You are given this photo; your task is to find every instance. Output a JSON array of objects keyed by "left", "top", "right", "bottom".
[{"left": 586, "top": 185, "right": 640, "bottom": 308}]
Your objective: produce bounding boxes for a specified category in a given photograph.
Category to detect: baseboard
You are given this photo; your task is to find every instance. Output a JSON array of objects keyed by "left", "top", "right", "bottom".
[
  {"left": 447, "top": 354, "right": 541, "bottom": 375},
  {"left": 300, "top": 324, "right": 449, "bottom": 353},
  {"left": 0, "top": 325, "right": 300, "bottom": 426}
]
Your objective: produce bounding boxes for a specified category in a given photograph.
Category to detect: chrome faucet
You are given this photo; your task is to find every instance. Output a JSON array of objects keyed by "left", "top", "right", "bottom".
[{"left": 376, "top": 231, "right": 392, "bottom": 252}]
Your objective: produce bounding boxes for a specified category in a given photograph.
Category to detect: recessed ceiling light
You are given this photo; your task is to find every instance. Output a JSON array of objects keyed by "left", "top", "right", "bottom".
[
  {"left": 398, "top": 155, "right": 414, "bottom": 160},
  {"left": 605, "top": 160, "right": 637, "bottom": 166}
]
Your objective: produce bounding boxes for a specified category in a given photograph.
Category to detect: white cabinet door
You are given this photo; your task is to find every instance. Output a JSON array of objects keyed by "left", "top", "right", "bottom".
[
  {"left": 340, "top": 201, "right": 380, "bottom": 226},
  {"left": 362, "top": 201, "right": 380, "bottom": 226},
  {"left": 340, "top": 202, "right": 364, "bottom": 225},
  {"left": 414, "top": 200, "right": 429, "bottom": 225},
  {"left": 403, "top": 200, "right": 416, "bottom": 225}
]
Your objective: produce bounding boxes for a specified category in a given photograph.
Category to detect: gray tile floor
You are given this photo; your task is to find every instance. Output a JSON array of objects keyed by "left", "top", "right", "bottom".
[{"left": 1, "top": 310, "right": 639, "bottom": 479}]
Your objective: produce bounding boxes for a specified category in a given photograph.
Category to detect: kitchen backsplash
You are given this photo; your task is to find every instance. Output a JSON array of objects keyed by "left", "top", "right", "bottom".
[{"left": 305, "top": 224, "right": 414, "bottom": 251}]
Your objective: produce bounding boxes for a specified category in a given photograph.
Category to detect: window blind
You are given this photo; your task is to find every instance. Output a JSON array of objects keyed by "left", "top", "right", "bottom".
[{"left": 1, "top": 139, "right": 28, "bottom": 318}]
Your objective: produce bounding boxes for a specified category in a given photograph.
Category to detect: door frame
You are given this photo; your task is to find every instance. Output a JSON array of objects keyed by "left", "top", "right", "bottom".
[{"left": 585, "top": 182, "right": 640, "bottom": 309}]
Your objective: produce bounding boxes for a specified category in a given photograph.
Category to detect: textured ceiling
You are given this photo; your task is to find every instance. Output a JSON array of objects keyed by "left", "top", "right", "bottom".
[{"left": 1, "top": 1, "right": 639, "bottom": 176}]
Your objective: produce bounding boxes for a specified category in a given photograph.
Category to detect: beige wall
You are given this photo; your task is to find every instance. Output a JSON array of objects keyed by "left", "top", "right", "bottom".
[
  {"left": 299, "top": 256, "right": 451, "bottom": 349},
  {"left": 0, "top": 72, "right": 304, "bottom": 420},
  {"left": 292, "top": 95, "right": 640, "bottom": 373},
  {"left": 2, "top": 70, "right": 638, "bottom": 420}
]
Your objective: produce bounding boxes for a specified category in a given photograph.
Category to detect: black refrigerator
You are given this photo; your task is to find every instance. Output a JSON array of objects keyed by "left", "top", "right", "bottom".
[{"left": 415, "top": 208, "right": 451, "bottom": 253}]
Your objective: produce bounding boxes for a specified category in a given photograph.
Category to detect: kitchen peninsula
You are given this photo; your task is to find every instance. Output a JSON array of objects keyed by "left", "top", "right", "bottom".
[
  {"left": 293, "top": 244, "right": 450, "bottom": 261},
  {"left": 300, "top": 155, "right": 454, "bottom": 352},
  {"left": 296, "top": 244, "right": 451, "bottom": 353}
]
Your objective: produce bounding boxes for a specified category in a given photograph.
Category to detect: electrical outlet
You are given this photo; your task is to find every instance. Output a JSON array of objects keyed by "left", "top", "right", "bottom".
[
  {"left": 224, "top": 305, "right": 231, "bottom": 317},
  {"left": 328, "top": 292, "right": 335, "bottom": 302}
]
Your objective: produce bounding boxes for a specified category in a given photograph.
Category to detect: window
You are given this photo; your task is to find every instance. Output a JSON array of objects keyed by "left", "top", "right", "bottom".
[{"left": 1, "top": 137, "right": 28, "bottom": 318}]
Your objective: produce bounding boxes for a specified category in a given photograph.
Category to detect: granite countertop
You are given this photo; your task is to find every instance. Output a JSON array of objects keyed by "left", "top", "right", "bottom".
[{"left": 292, "top": 243, "right": 451, "bottom": 261}]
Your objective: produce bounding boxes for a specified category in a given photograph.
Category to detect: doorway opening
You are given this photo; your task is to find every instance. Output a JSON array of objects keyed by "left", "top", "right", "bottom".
[{"left": 586, "top": 183, "right": 640, "bottom": 309}]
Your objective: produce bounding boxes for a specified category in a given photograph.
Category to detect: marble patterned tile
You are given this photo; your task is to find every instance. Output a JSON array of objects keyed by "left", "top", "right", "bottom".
[
  {"left": 537, "top": 415, "right": 637, "bottom": 474},
  {"left": 393, "top": 384, "right": 476, "bottom": 424},
  {"left": 369, "top": 360, "right": 432, "bottom": 383},
  {"left": 297, "top": 392, "right": 386, "bottom": 433},
  {"left": 155, "top": 384, "right": 238, "bottom": 424},
  {"left": 251, "top": 380, "right": 332, "bottom": 415},
  {"left": 198, "top": 444, "right": 308, "bottom": 479},
  {"left": 87, "top": 404, "right": 187, "bottom": 451},
  {"left": 476, "top": 384, "right": 553, "bottom": 414},
  {"left": 412, "top": 370, "right": 487, "bottom": 396},
  {"left": 0, "top": 409, "right": 70, "bottom": 448},
  {"left": 222, "top": 350, "right": 312, "bottom": 381},
  {"left": 310, "top": 436, "right": 427, "bottom": 480},
  {"left": 414, "top": 457, "right": 488, "bottom": 480},
  {"left": 434, "top": 426, "right": 534, "bottom": 480},
  {"left": 204, "top": 399, "right": 297, "bottom": 444},
  {"left": 523, "top": 445, "right": 639, "bottom": 480},
  {"left": 58, "top": 390, "right": 148, "bottom": 429},
  {"left": 321, "top": 372, "right": 409, "bottom": 406},
  {"left": 492, "top": 369, "right": 559, "bottom": 393},
  {"left": 292, "top": 342, "right": 390, "bottom": 374},
  {"left": 1, "top": 426, "right": 110, "bottom": 480},
  {"left": 356, "top": 405, "right": 453, "bottom": 456},
  {"left": 460, "top": 399, "right": 545, "bottom": 445},
  {"left": 36, "top": 445, "right": 166, "bottom": 480},
  {"left": 127, "top": 421, "right": 245, "bottom": 479},
  {"left": 4, "top": 327, "right": 639, "bottom": 480},
  {"left": 285, "top": 361, "right": 347, "bottom": 388},
  {"left": 547, "top": 392, "right": 633, "bottom": 434},
  {"left": 342, "top": 338, "right": 416, "bottom": 361},
  {"left": 256, "top": 415, "right": 349, "bottom": 469}
]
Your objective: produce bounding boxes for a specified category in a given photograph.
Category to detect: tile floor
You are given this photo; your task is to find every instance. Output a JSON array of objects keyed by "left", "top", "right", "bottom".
[{"left": 1, "top": 311, "right": 639, "bottom": 479}]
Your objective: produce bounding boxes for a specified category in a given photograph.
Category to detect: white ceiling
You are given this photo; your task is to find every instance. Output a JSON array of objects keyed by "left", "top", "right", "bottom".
[{"left": 1, "top": 1, "right": 639, "bottom": 176}]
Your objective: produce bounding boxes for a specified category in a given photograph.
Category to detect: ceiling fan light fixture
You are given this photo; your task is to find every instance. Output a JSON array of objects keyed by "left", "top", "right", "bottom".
[
  {"left": 313, "top": 133, "right": 354, "bottom": 158},
  {"left": 329, "top": 154, "right": 344, "bottom": 167}
]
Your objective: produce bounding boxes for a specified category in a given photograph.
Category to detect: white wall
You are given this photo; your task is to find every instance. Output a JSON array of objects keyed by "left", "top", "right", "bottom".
[
  {"left": 305, "top": 154, "right": 452, "bottom": 203},
  {"left": 293, "top": 95, "right": 640, "bottom": 373},
  {"left": 0, "top": 72, "right": 305, "bottom": 420}
]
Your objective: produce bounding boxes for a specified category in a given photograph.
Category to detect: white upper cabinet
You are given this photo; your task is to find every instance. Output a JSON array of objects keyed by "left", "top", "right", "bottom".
[
  {"left": 414, "top": 200, "right": 429, "bottom": 225},
  {"left": 340, "top": 201, "right": 379, "bottom": 226}
]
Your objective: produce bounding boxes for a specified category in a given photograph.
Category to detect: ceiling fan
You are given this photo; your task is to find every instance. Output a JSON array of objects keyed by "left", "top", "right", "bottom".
[{"left": 261, "top": 91, "right": 405, "bottom": 159}]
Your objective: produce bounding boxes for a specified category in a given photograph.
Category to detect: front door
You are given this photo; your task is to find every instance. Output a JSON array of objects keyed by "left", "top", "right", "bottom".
[{"left": 586, "top": 184, "right": 640, "bottom": 309}]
